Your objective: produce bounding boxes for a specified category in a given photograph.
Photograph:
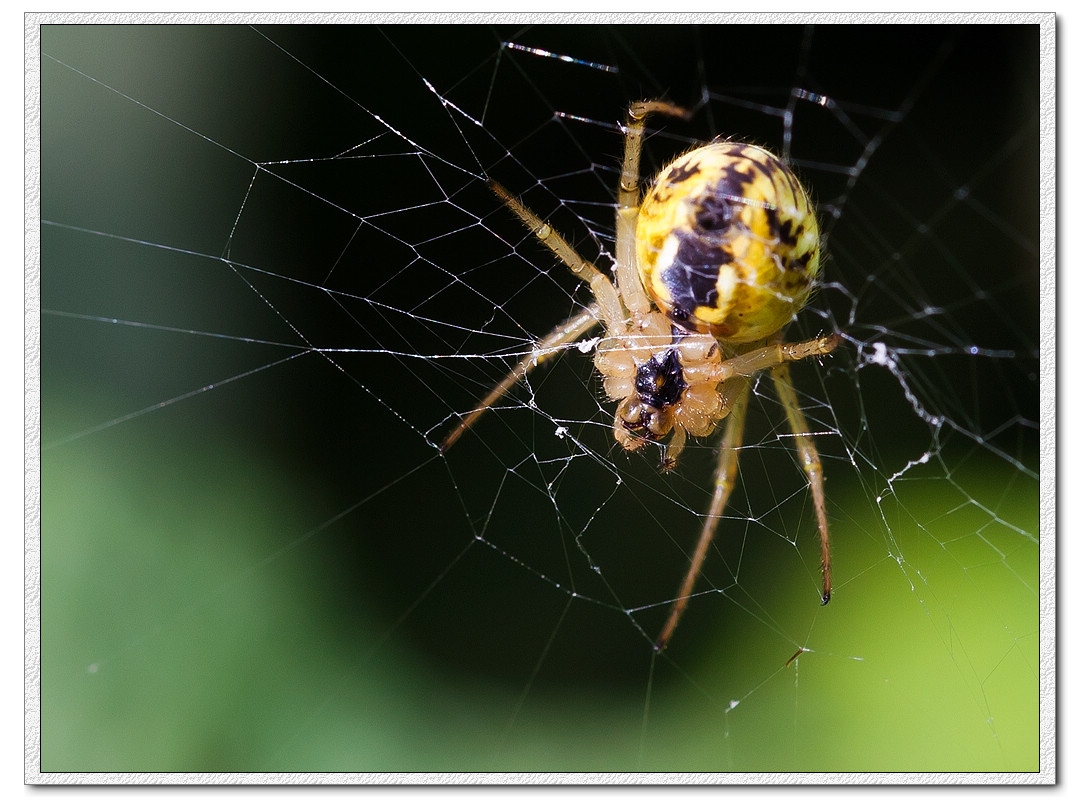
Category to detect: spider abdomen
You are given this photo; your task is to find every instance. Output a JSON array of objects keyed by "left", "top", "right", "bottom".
[{"left": 637, "top": 141, "right": 821, "bottom": 343}]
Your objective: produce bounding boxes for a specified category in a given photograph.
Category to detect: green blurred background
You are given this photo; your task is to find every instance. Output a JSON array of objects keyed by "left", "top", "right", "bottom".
[{"left": 38, "top": 23, "right": 1042, "bottom": 774}]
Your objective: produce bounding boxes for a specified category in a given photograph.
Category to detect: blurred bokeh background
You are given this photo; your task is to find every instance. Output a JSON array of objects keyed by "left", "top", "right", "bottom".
[{"left": 38, "top": 22, "right": 1042, "bottom": 774}]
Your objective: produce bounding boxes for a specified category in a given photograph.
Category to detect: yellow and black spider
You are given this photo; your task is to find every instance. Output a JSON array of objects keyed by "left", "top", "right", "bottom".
[{"left": 442, "top": 101, "right": 840, "bottom": 650}]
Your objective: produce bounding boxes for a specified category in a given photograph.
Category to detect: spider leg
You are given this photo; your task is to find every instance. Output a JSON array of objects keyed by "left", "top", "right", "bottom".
[
  {"left": 655, "top": 387, "right": 748, "bottom": 651},
  {"left": 440, "top": 179, "right": 621, "bottom": 454},
  {"left": 707, "top": 333, "right": 841, "bottom": 383},
  {"left": 489, "top": 181, "right": 625, "bottom": 331},
  {"left": 616, "top": 100, "right": 691, "bottom": 317},
  {"left": 439, "top": 304, "right": 601, "bottom": 453},
  {"left": 770, "top": 362, "right": 832, "bottom": 604}
]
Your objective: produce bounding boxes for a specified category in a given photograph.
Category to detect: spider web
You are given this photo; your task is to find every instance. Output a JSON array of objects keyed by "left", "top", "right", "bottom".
[{"left": 34, "top": 19, "right": 1047, "bottom": 779}]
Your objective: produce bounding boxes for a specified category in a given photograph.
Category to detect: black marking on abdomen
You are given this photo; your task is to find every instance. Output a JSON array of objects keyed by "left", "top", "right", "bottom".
[{"left": 659, "top": 227, "right": 734, "bottom": 326}]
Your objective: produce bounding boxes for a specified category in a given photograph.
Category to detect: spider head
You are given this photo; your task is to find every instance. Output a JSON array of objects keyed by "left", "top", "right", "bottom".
[
  {"left": 611, "top": 349, "right": 685, "bottom": 458},
  {"left": 597, "top": 317, "right": 736, "bottom": 470}
]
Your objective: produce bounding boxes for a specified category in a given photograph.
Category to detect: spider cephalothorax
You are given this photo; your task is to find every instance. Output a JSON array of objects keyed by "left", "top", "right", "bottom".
[{"left": 595, "top": 315, "right": 743, "bottom": 470}]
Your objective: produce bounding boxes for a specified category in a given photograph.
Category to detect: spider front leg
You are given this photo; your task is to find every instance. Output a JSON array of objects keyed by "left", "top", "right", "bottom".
[
  {"left": 616, "top": 100, "right": 692, "bottom": 317},
  {"left": 440, "top": 180, "right": 628, "bottom": 453}
]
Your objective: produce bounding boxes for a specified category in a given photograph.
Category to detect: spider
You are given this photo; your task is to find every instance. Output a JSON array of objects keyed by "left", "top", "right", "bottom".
[{"left": 440, "top": 100, "right": 841, "bottom": 651}]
